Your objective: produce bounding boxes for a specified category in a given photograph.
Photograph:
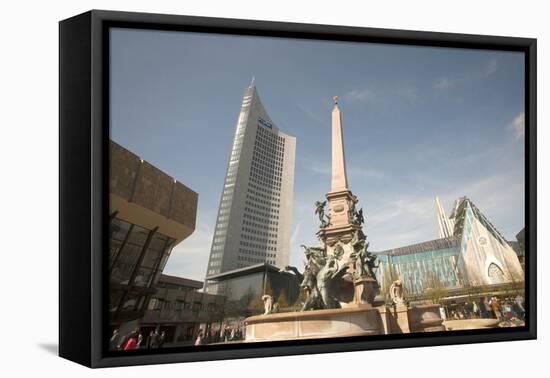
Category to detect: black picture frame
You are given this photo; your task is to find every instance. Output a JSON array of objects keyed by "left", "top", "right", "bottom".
[{"left": 59, "top": 9, "right": 537, "bottom": 368}]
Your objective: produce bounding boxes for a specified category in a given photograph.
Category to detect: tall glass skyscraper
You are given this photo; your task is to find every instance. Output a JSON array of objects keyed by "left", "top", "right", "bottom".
[{"left": 205, "top": 81, "right": 296, "bottom": 277}]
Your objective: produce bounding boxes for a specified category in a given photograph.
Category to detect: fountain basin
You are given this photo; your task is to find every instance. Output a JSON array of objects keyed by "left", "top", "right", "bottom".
[
  {"left": 244, "top": 305, "right": 383, "bottom": 342},
  {"left": 444, "top": 318, "right": 499, "bottom": 331}
]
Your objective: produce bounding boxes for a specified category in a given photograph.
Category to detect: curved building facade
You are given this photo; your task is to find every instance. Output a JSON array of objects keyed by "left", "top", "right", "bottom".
[
  {"left": 206, "top": 82, "right": 296, "bottom": 277},
  {"left": 375, "top": 197, "right": 524, "bottom": 298}
]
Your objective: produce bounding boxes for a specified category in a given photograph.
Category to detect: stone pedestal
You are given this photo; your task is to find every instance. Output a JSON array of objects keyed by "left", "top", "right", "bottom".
[
  {"left": 352, "top": 277, "right": 379, "bottom": 306},
  {"left": 244, "top": 306, "right": 384, "bottom": 342},
  {"left": 381, "top": 304, "right": 411, "bottom": 334},
  {"left": 408, "top": 305, "right": 446, "bottom": 332},
  {"left": 317, "top": 190, "right": 361, "bottom": 261},
  {"left": 443, "top": 319, "right": 499, "bottom": 331},
  {"left": 393, "top": 304, "right": 411, "bottom": 333}
]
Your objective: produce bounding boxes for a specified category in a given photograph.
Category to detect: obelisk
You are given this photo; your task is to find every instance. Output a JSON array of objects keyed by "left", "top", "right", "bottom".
[
  {"left": 318, "top": 96, "right": 362, "bottom": 260},
  {"left": 331, "top": 96, "right": 349, "bottom": 192}
]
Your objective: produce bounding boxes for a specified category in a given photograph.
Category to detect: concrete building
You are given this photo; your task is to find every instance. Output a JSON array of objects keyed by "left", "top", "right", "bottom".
[
  {"left": 375, "top": 197, "right": 524, "bottom": 301},
  {"left": 109, "top": 141, "right": 198, "bottom": 333},
  {"left": 513, "top": 228, "right": 526, "bottom": 270},
  {"left": 206, "top": 81, "right": 296, "bottom": 277},
  {"left": 139, "top": 274, "right": 225, "bottom": 346}
]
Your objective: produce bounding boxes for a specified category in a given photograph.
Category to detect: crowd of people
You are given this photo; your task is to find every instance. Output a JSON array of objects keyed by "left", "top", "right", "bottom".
[
  {"left": 446, "top": 294, "right": 525, "bottom": 321},
  {"left": 110, "top": 323, "right": 246, "bottom": 350},
  {"left": 110, "top": 294, "right": 526, "bottom": 349},
  {"left": 109, "top": 328, "right": 167, "bottom": 351},
  {"left": 194, "top": 324, "right": 245, "bottom": 345}
]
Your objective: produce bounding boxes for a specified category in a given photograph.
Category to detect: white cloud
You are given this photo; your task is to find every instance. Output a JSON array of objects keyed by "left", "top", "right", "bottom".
[
  {"left": 295, "top": 104, "right": 326, "bottom": 126},
  {"left": 432, "top": 58, "right": 499, "bottom": 93},
  {"left": 304, "top": 160, "right": 385, "bottom": 181},
  {"left": 365, "top": 169, "right": 524, "bottom": 252},
  {"left": 290, "top": 221, "right": 301, "bottom": 244},
  {"left": 305, "top": 161, "right": 331, "bottom": 176},
  {"left": 483, "top": 58, "right": 499, "bottom": 77},
  {"left": 396, "top": 86, "right": 420, "bottom": 103},
  {"left": 344, "top": 88, "right": 374, "bottom": 103},
  {"left": 434, "top": 77, "right": 454, "bottom": 90},
  {"left": 348, "top": 165, "right": 386, "bottom": 180},
  {"left": 508, "top": 112, "right": 525, "bottom": 140},
  {"left": 162, "top": 220, "right": 214, "bottom": 281}
]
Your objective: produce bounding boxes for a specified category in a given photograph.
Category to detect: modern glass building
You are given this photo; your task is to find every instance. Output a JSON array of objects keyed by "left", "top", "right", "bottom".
[
  {"left": 109, "top": 141, "right": 198, "bottom": 331},
  {"left": 375, "top": 197, "right": 524, "bottom": 299},
  {"left": 206, "top": 81, "right": 296, "bottom": 277},
  {"left": 204, "top": 263, "right": 300, "bottom": 323},
  {"left": 375, "top": 237, "right": 466, "bottom": 297}
]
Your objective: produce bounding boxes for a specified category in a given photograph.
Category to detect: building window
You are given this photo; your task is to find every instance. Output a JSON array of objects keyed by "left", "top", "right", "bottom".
[{"left": 488, "top": 263, "right": 505, "bottom": 282}]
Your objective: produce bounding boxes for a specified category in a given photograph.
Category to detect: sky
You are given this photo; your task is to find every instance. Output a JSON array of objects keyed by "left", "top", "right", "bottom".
[{"left": 110, "top": 28, "right": 525, "bottom": 281}]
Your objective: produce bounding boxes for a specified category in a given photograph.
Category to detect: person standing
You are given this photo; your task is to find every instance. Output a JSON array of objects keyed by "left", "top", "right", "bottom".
[
  {"left": 224, "top": 326, "right": 230, "bottom": 342},
  {"left": 489, "top": 297, "right": 502, "bottom": 320},
  {"left": 149, "top": 329, "right": 159, "bottom": 349},
  {"left": 219, "top": 324, "right": 226, "bottom": 342},
  {"left": 515, "top": 294, "right": 525, "bottom": 318},
  {"left": 472, "top": 301, "right": 479, "bottom": 318},
  {"left": 109, "top": 329, "right": 120, "bottom": 351},
  {"left": 482, "top": 297, "right": 491, "bottom": 318},
  {"left": 158, "top": 331, "right": 166, "bottom": 348},
  {"left": 123, "top": 328, "right": 140, "bottom": 351},
  {"left": 194, "top": 329, "right": 204, "bottom": 346},
  {"left": 136, "top": 333, "right": 143, "bottom": 349}
]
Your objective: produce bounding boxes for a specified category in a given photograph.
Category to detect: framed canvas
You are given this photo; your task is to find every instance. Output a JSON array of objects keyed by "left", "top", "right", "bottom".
[{"left": 59, "top": 10, "right": 537, "bottom": 368}]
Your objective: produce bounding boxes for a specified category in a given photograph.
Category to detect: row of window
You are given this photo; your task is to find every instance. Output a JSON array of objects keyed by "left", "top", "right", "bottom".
[
  {"left": 256, "top": 124, "right": 285, "bottom": 146},
  {"left": 240, "top": 240, "right": 277, "bottom": 249},
  {"left": 244, "top": 206, "right": 279, "bottom": 221},
  {"left": 250, "top": 165, "right": 282, "bottom": 184},
  {"left": 251, "top": 159, "right": 282, "bottom": 177},
  {"left": 256, "top": 125, "right": 286, "bottom": 152},
  {"left": 239, "top": 247, "right": 276, "bottom": 258},
  {"left": 247, "top": 187, "right": 280, "bottom": 203},
  {"left": 246, "top": 194, "right": 280, "bottom": 209},
  {"left": 241, "top": 235, "right": 276, "bottom": 245},
  {"left": 250, "top": 172, "right": 282, "bottom": 190},
  {"left": 252, "top": 144, "right": 285, "bottom": 166},
  {"left": 148, "top": 298, "right": 219, "bottom": 313},
  {"left": 237, "top": 255, "right": 275, "bottom": 265},
  {"left": 245, "top": 199, "right": 280, "bottom": 214},
  {"left": 249, "top": 181, "right": 280, "bottom": 197},
  {"left": 241, "top": 226, "right": 278, "bottom": 239},
  {"left": 253, "top": 130, "right": 285, "bottom": 163},
  {"left": 242, "top": 219, "right": 278, "bottom": 233},
  {"left": 243, "top": 212, "right": 279, "bottom": 226}
]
